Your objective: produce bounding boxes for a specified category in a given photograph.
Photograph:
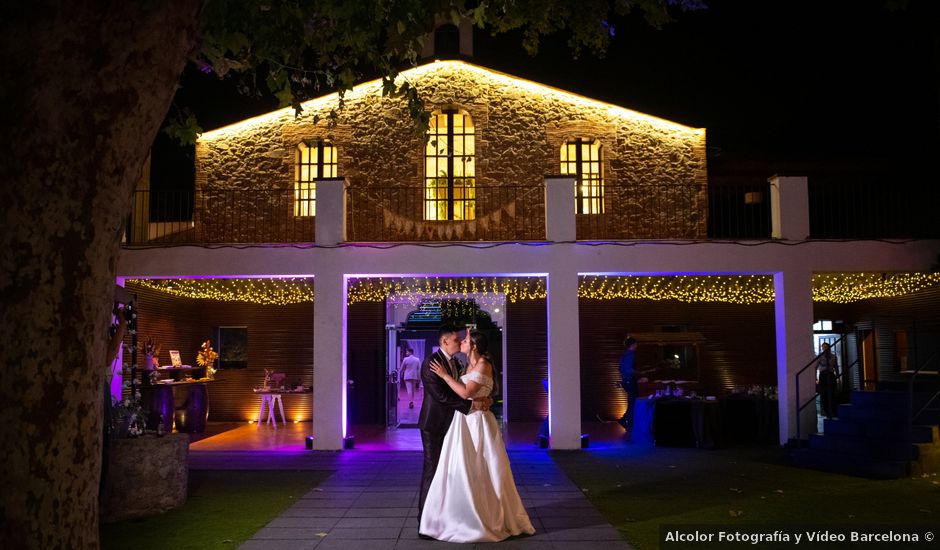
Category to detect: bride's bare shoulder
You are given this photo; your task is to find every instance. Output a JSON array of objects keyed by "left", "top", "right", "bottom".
[{"left": 476, "top": 358, "right": 494, "bottom": 377}]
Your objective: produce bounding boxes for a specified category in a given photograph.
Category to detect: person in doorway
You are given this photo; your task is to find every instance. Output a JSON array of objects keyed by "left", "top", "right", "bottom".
[
  {"left": 816, "top": 342, "right": 840, "bottom": 418},
  {"left": 398, "top": 346, "right": 421, "bottom": 409},
  {"left": 417, "top": 325, "right": 491, "bottom": 534},
  {"left": 420, "top": 328, "right": 535, "bottom": 542}
]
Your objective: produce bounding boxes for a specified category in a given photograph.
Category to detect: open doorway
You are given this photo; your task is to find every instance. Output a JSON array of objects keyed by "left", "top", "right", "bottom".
[{"left": 385, "top": 298, "right": 505, "bottom": 432}]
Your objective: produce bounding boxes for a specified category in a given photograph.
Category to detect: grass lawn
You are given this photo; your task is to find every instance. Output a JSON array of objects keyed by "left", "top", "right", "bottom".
[
  {"left": 101, "top": 469, "right": 331, "bottom": 550},
  {"left": 553, "top": 444, "right": 940, "bottom": 550}
]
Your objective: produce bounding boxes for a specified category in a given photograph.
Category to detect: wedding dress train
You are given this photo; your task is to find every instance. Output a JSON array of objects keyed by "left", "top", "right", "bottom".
[{"left": 419, "top": 371, "right": 535, "bottom": 542}]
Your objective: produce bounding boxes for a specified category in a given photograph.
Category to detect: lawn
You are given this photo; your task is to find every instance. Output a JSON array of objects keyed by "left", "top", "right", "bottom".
[
  {"left": 553, "top": 444, "right": 940, "bottom": 550},
  {"left": 101, "top": 469, "right": 331, "bottom": 550}
]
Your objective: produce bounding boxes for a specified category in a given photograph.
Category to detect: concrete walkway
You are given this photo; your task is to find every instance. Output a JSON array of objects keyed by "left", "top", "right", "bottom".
[{"left": 223, "top": 450, "right": 631, "bottom": 549}]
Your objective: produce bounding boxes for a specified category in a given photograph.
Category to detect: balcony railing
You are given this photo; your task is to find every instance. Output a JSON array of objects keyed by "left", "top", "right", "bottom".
[
  {"left": 122, "top": 177, "right": 936, "bottom": 247},
  {"left": 707, "top": 182, "right": 772, "bottom": 239},
  {"left": 809, "top": 177, "right": 940, "bottom": 239},
  {"left": 124, "top": 189, "right": 315, "bottom": 245},
  {"left": 346, "top": 184, "right": 545, "bottom": 242},
  {"left": 575, "top": 181, "right": 709, "bottom": 240}
]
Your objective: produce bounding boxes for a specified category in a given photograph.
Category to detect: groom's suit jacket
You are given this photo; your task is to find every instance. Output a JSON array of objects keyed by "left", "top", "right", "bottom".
[{"left": 418, "top": 349, "right": 472, "bottom": 437}]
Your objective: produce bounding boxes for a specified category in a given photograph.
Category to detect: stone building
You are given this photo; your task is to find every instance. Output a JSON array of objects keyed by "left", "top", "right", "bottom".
[{"left": 119, "top": 55, "right": 940, "bottom": 461}]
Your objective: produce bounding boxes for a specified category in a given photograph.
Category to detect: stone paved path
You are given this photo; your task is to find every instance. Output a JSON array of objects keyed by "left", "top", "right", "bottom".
[{"left": 225, "top": 450, "right": 632, "bottom": 549}]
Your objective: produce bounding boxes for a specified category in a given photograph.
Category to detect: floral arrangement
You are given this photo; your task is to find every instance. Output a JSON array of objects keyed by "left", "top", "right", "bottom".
[
  {"left": 138, "top": 336, "right": 161, "bottom": 370},
  {"left": 263, "top": 368, "right": 273, "bottom": 389},
  {"left": 111, "top": 395, "right": 144, "bottom": 438},
  {"left": 196, "top": 340, "right": 218, "bottom": 377}
]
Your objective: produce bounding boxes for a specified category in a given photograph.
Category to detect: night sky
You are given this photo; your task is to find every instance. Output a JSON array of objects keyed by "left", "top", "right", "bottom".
[{"left": 153, "top": 0, "right": 939, "bottom": 189}]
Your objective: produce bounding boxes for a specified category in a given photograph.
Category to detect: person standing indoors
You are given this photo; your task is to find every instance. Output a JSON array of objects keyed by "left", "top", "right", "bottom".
[
  {"left": 816, "top": 342, "right": 839, "bottom": 418},
  {"left": 618, "top": 336, "right": 641, "bottom": 430},
  {"left": 399, "top": 346, "right": 421, "bottom": 409}
]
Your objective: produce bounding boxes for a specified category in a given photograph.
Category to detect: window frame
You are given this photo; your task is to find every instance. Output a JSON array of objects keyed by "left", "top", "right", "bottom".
[
  {"left": 424, "top": 109, "right": 475, "bottom": 221},
  {"left": 561, "top": 138, "right": 604, "bottom": 215},
  {"left": 294, "top": 139, "right": 338, "bottom": 217}
]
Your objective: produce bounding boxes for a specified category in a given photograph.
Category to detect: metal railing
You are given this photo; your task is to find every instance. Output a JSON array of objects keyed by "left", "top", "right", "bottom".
[
  {"left": 794, "top": 333, "right": 853, "bottom": 442},
  {"left": 576, "top": 181, "right": 709, "bottom": 240},
  {"left": 123, "top": 178, "right": 939, "bottom": 246},
  {"left": 346, "top": 183, "right": 545, "bottom": 242},
  {"left": 707, "top": 182, "right": 772, "bottom": 239},
  {"left": 124, "top": 189, "right": 315, "bottom": 245},
  {"left": 809, "top": 177, "right": 940, "bottom": 239},
  {"left": 909, "top": 350, "right": 940, "bottom": 458}
]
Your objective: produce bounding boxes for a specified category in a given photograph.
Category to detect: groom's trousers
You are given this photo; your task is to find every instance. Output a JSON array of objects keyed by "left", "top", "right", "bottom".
[{"left": 418, "top": 428, "right": 447, "bottom": 519}]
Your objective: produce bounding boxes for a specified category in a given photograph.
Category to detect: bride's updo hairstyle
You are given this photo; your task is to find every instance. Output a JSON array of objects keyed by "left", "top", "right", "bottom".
[{"left": 468, "top": 329, "right": 499, "bottom": 396}]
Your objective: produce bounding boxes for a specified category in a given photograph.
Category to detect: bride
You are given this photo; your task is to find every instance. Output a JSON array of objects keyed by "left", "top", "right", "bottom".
[{"left": 418, "top": 328, "right": 535, "bottom": 542}]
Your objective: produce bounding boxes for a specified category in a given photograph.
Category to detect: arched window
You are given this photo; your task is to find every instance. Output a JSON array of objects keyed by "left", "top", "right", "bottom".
[
  {"left": 294, "top": 139, "right": 337, "bottom": 217},
  {"left": 560, "top": 139, "right": 604, "bottom": 214},
  {"left": 425, "top": 110, "right": 475, "bottom": 221}
]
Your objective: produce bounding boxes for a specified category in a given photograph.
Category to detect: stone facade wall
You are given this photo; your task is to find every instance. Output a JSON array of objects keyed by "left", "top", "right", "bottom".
[
  {"left": 100, "top": 433, "right": 188, "bottom": 522},
  {"left": 196, "top": 61, "right": 707, "bottom": 242}
]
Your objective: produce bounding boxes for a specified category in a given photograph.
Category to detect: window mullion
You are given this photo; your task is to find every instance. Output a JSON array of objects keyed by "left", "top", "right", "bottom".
[{"left": 446, "top": 111, "right": 455, "bottom": 220}]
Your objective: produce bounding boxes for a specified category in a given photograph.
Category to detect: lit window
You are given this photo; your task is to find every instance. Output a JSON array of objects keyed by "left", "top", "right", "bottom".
[
  {"left": 560, "top": 139, "right": 604, "bottom": 214},
  {"left": 425, "top": 110, "right": 475, "bottom": 221},
  {"left": 294, "top": 140, "right": 337, "bottom": 217}
]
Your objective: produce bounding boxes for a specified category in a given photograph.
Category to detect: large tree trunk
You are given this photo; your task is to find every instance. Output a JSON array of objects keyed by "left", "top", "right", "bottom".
[{"left": 0, "top": 2, "right": 202, "bottom": 548}]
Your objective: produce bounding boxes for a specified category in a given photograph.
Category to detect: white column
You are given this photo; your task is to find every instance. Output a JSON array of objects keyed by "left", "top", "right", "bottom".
[
  {"left": 545, "top": 176, "right": 576, "bottom": 242},
  {"left": 770, "top": 175, "right": 809, "bottom": 240},
  {"left": 316, "top": 178, "right": 347, "bottom": 246},
  {"left": 547, "top": 268, "right": 581, "bottom": 449},
  {"left": 312, "top": 267, "right": 347, "bottom": 450},
  {"left": 774, "top": 269, "right": 816, "bottom": 444}
]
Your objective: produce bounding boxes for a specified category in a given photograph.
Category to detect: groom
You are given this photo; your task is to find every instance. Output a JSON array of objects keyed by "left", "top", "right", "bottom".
[{"left": 417, "top": 324, "right": 489, "bottom": 526}]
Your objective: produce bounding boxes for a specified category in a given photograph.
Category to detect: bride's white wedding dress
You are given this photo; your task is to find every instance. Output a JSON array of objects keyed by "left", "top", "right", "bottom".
[{"left": 419, "top": 371, "right": 535, "bottom": 542}]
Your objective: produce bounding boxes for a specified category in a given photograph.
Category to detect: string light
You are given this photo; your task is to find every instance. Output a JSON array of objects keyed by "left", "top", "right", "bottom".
[
  {"left": 347, "top": 277, "right": 546, "bottom": 304},
  {"left": 128, "top": 273, "right": 940, "bottom": 306},
  {"left": 579, "top": 275, "right": 775, "bottom": 304},
  {"left": 812, "top": 272, "right": 940, "bottom": 303},
  {"left": 128, "top": 278, "right": 315, "bottom": 305}
]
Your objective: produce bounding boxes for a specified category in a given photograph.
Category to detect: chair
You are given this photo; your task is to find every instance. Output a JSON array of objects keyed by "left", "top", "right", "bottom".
[{"left": 257, "top": 373, "right": 287, "bottom": 428}]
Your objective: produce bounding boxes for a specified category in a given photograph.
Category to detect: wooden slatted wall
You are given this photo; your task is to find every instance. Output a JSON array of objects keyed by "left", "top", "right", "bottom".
[
  {"left": 822, "top": 285, "right": 940, "bottom": 383},
  {"left": 505, "top": 299, "right": 548, "bottom": 422},
  {"left": 578, "top": 298, "right": 777, "bottom": 420},
  {"left": 127, "top": 282, "right": 314, "bottom": 422},
  {"left": 346, "top": 301, "right": 386, "bottom": 425}
]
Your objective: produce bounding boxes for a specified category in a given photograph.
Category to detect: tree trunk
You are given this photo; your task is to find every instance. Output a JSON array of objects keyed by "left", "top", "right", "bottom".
[{"left": 0, "top": 2, "right": 202, "bottom": 548}]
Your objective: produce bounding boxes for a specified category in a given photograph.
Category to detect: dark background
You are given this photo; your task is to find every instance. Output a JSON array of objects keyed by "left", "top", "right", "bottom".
[{"left": 153, "top": 0, "right": 940, "bottom": 190}]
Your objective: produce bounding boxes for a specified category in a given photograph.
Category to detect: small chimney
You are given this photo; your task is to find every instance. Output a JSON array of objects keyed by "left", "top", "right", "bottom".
[{"left": 421, "top": 17, "right": 473, "bottom": 60}]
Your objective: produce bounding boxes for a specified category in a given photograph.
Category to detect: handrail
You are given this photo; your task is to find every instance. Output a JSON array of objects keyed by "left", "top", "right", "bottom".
[
  {"left": 794, "top": 334, "right": 848, "bottom": 442},
  {"left": 908, "top": 350, "right": 940, "bottom": 457}
]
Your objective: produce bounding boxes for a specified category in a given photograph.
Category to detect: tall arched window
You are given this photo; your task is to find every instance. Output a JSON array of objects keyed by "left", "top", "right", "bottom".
[
  {"left": 560, "top": 139, "right": 604, "bottom": 214},
  {"left": 294, "top": 139, "right": 337, "bottom": 217},
  {"left": 425, "top": 110, "right": 475, "bottom": 221}
]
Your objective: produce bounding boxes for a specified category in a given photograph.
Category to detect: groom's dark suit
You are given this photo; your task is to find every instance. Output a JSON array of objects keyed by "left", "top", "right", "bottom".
[{"left": 418, "top": 349, "right": 472, "bottom": 518}]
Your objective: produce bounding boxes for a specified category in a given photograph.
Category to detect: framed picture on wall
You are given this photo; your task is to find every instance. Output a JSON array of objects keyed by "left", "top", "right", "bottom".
[{"left": 217, "top": 326, "right": 248, "bottom": 369}]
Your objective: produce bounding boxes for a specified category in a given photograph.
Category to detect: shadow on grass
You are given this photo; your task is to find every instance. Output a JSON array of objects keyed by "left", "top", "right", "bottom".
[
  {"left": 101, "top": 469, "right": 332, "bottom": 550},
  {"left": 553, "top": 444, "right": 940, "bottom": 550}
]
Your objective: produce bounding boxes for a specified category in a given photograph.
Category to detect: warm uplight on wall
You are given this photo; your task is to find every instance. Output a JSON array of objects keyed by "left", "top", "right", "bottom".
[{"left": 199, "top": 61, "right": 704, "bottom": 142}]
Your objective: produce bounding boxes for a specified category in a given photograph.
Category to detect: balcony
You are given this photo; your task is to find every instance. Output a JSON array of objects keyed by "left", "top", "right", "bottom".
[{"left": 122, "top": 176, "right": 940, "bottom": 248}]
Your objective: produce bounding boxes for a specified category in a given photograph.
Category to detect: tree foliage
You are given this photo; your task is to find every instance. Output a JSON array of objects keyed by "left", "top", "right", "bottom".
[{"left": 176, "top": 0, "right": 704, "bottom": 141}]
